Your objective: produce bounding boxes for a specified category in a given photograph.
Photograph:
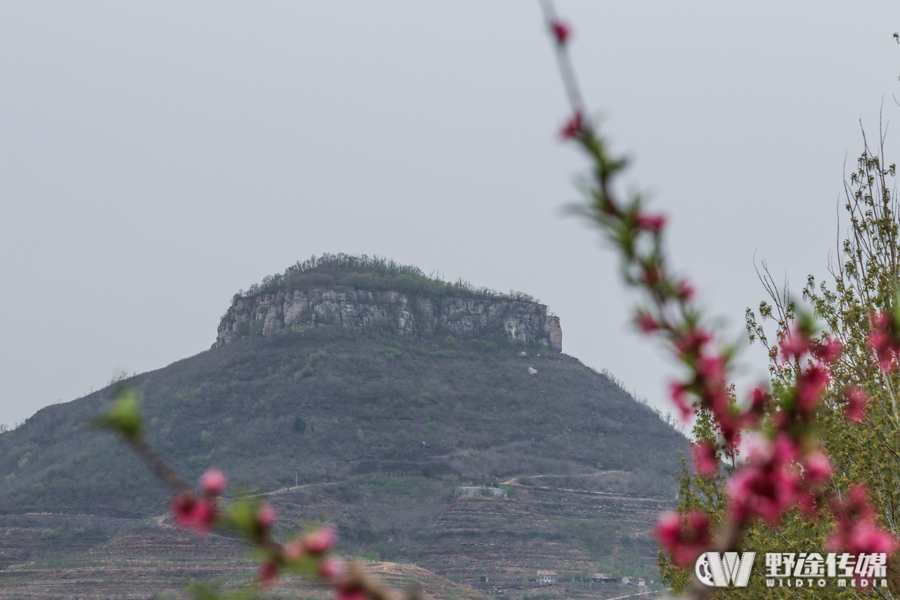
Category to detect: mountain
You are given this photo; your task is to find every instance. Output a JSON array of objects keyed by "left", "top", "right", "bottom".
[{"left": 0, "top": 254, "right": 687, "bottom": 597}]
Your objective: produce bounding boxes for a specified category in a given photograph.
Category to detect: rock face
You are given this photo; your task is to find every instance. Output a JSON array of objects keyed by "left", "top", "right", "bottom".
[{"left": 214, "top": 288, "right": 563, "bottom": 351}]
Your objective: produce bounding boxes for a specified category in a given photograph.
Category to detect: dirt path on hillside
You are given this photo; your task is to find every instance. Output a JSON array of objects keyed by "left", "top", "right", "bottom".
[{"left": 254, "top": 480, "right": 341, "bottom": 497}]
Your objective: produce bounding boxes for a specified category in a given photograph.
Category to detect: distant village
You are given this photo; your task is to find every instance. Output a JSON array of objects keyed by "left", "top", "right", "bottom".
[
  {"left": 472, "top": 570, "right": 650, "bottom": 591},
  {"left": 535, "top": 571, "right": 646, "bottom": 587}
]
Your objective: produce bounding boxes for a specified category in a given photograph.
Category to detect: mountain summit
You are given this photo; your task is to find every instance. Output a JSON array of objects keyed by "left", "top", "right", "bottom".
[{"left": 214, "top": 254, "right": 562, "bottom": 351}]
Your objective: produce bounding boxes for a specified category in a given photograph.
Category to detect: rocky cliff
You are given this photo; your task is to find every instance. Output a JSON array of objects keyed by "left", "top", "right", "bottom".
[{"left": 214, "top": 288, "right": 563, "bottom": 351}]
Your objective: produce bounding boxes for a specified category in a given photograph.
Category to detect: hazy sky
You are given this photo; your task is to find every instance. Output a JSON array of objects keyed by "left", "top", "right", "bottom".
[{"left": 2, "top": 2, "right": 900, "bottom": 428}]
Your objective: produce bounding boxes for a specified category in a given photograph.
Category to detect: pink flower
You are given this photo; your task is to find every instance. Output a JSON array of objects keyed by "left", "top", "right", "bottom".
[
  {"left": 170, "top": 493, "right": 216, "bottom": 534},
  {"left": 259, "top": 560, "right": 280, "bottom": 587},
  {"left": 256, "top": 503, "right": 276, "bottom": 533},
  {"left": 743, "top": 386, "right": 769, "bottom": 427},
  {"left": 828, "top": 484, "right": 898, "bottom": 557},
  {"left": 844, "top": 386, "right": 869, "bottom": 423},
  {"left": 802, "top": 452, "right": 832, "bottom": 485},
  {"left": 796, "top": 363, "right": 828, "bottom": 414},
  {"left": 319, "top": 557, "right": 344, "bottom": 580},
  {"left": 654, "top": 511, "right": 711, "bottom": 568},
  {"left": 846, "top": 522, "right": 897, "bottom": 555},
  {"left": 869, "top": 312, "right": 900, "bottom": 371},
  {"left": 830, "top": 484, "right": 874, "bottom": 528},
  {"left": 729, "top": 466, "right": 794, "bottom": 525},
  {"left": 692, "top": 354, "right": 738, "bottom": 444},
  {"left": 675, "top": 280, "right": 694, "bottom": 302},
  {"left": 691, "top": 441, "right": 718, "bottom": 477},
  {"left": 335, "top": 581, "right": 367, "bottom": 600},
  {"left": 634, "top": 212, "right": 666, "bottom": 233},
  {"left": 771, "top": 433, "right": 801, "bottom": 462},
  {"left": 193, "top": 498, "right": 215, "bottom": 531},
  {"left": 636, "top": 311, "right": 659, "bottom": 334},
  {"left": 870, "top": 330, "right": 895, "bottom": 371},
  {"left": 284, "top": 539, "right": 305, "bottom": 561},
  {"left": 728, "top": 440, "right": 799, "bottom": 525},
  {"left": 550, "top": 20, "right": 571, "bottom": 45},
  {"left": 695, "top": 354, "right": 727, "bottom": 389},
  {"left": 779, "top": 326, "right": 811, "bottom": 362},
  {"left": 558, "top": 111, "right": 583, "bottom": 140},
  {"left": 713, "top": 408, "right": 742, "bottom": 450},
  {"left": 303, "top": 526, "right": 336, "bottom": 555},
  {"left": 873, "top": 311, "right": 893, "bottom": 329},
  {"left": 749, "top": 387, "right": 769, "bottom": 412},
  {"left": 171, "top": 493, "right": 197, "bottom": 527},
  {"left": 669, "top": 382, "right": 692, "bottom": 422},
  {"left": 813, "top": 337, "right": 842, "bottom": 365},
  {"left": 200, "top": 469, "right": 227, "bottom": 496},
  {"left": 674, "top": 328, "right": 710, "bottom": 358}
]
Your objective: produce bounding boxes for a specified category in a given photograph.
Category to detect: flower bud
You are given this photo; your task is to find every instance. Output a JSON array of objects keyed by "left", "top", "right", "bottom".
[
  {"left": 634, "top": 212, "right": 666, "bottom": 233},
  {"left": 284, "top": 539, "right": 305, "bottom": 561},
  {"left": 844, "top": 386, "right": 869, "bottom": 423},
  {"left": 256, "top": 503, "right": 276, "bottom": 533},
  {"left": 691, "top": 441, "right": 718, "bottom": 477},
  {"left": 558, "top": 111, "right": 583, "bottom": 141},
  {"left": 550, "top": 20, "right": 571, "bottom": 45},
  {"left": 319, "top": 557, "right": 344, "bottom": 580},
  {"left": 170, "top": 493, "right": 216, "bottom": 534},
  {"left": 259, "top": 560, "right": 280, "bottom": 587},
  {"left": 802, "top": 452, "right": 832, "bottom": 485},
  {"left": 304, "top": 526, "right": 336, "bottom": 555},
  {"left": 200, "top": 469, "right": 227, "bottom": 496}
]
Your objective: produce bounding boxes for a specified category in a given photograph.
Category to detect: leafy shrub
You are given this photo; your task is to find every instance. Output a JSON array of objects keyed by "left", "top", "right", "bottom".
[
  {"left": 241, "top": 253, "right": 538, "bottom": 304},
  {"left": 292, "top": 417, "right": 307, "bottom": 434}
]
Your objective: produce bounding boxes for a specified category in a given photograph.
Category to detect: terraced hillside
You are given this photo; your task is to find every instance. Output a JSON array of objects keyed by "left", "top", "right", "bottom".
[{"left": 0, "top": 519, "right": 487, "bottom": 600}]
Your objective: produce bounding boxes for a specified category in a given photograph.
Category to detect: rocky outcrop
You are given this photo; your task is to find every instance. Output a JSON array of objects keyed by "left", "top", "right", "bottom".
[{"left": 214, "top": 288, "right": 562, "bottom": 351}]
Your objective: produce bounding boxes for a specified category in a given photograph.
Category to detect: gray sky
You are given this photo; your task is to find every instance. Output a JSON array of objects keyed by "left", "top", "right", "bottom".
[{"left": 2, "top": 1, "right": 900, "bottom": 428}]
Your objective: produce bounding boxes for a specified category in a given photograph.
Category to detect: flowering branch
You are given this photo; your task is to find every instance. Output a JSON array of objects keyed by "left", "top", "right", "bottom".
[
  {"left": 540, "top": 1, "right": 898, "bottom": 596},
  {"left": 96, "top": 388, "right": 419, "bottom": 600}
]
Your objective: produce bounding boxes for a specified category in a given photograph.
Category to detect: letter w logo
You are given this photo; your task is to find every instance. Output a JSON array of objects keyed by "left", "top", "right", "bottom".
[{"left": 695, "top": 552, "right": 756, "bottom": 587}]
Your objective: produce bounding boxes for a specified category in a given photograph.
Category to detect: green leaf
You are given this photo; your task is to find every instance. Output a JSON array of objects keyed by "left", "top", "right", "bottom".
[
  {"left": 94, "top": 388, "right": 144, "bottom": 441},
  {"left": 222, "top": 496, "right": 260, "bottom": 539}
]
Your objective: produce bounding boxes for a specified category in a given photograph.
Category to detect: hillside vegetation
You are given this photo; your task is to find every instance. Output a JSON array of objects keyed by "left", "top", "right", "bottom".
[
  {"left": 0, "top": 331, "right": 682, "bottom": 516},
  {"left": 235, "top": 253, "right": 539, "bottom": 303}
]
